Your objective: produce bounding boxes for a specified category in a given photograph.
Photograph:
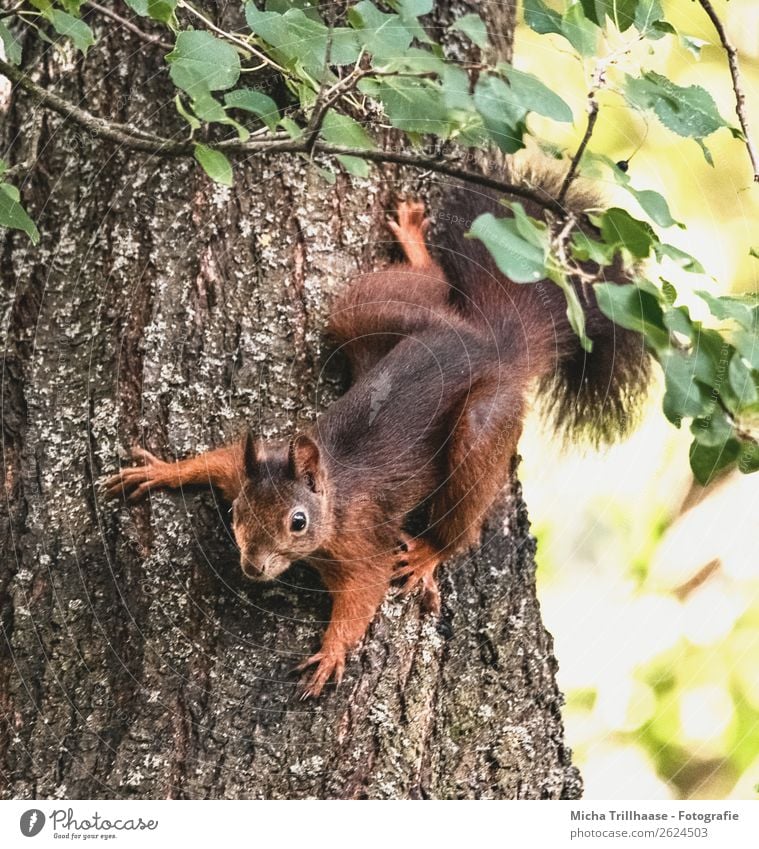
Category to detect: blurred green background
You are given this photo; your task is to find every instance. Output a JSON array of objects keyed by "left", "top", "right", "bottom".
[{"left": 515, "top": 0, "right": 759, "bottom": 800}]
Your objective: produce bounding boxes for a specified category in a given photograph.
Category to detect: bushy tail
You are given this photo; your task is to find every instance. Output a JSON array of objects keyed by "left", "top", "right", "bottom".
[{"left": 432, "top": 165, "right": 651, "bottom": 446}]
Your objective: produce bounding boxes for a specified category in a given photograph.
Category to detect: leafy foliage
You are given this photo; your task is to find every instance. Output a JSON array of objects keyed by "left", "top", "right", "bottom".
[{"left": 0, "top": 0, "right": 756, "bottom": 482}]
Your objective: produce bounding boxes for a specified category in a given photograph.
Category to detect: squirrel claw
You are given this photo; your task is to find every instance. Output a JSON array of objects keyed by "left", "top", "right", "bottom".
[
  {"left": 295, "top": 649, "right": 346, "bottom": 699},
  {"left": 102, "top": 445, "right": 170, "bottom": 502},
  {"left": 394, "top": 535, "right": 442, "bottom": 615}
]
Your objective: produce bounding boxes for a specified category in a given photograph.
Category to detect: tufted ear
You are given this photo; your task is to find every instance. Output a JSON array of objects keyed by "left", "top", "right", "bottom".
[
  {"left": 288, "top": 434, "right": 320, "bottom": 491},
  {"left": 242, "top": 431, "right": 259, "bottom": 479}
]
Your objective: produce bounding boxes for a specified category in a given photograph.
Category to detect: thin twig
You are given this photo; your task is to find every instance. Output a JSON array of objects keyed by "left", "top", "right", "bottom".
[
  {"left": 303, "top": 22, "right": 335, "bottom": 155},
  {"left": 558, "top": 98, "right": 599, "bottom": 205},
  {"left": 0, "top": 58, "right": 571, "bottom": 214},
  {"left": 304, "top": 52, "right": 369, "bottom": 155},
  {"left": 697, "top": 0, "right": 759, "bottom": 182},
  {"left": 3, "top": 160, "right": 33, "bottom": 180},
  {"left": 84, "top": 1, "right": 173, "bottom": 50}
]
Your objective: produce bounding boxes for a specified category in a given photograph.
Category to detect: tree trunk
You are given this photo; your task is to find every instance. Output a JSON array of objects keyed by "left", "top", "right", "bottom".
[{"left": 0, "top": 2, "right": 581, "bottom": 800}]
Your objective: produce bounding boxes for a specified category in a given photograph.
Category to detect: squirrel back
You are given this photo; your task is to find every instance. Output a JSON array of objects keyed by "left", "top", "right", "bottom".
[{"left": 432, "top": 167, "right": 651, "bottom": 445}]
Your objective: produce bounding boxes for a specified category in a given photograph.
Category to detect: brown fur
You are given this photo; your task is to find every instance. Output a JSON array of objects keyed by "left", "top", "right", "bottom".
[{"left": 105, "top": 191, "right": 650, "bottom": 698}]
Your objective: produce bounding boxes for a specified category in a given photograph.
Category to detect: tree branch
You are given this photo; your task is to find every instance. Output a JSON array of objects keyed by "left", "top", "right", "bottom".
[
  {"left": 698, "top": 0, "right": 759, "bottom": 183},
  {"left": 0, "top": 58, "right": 568, "bottom": 214},
  {"left": 83, "top": 2, "right": 173, "bottom": 50}
]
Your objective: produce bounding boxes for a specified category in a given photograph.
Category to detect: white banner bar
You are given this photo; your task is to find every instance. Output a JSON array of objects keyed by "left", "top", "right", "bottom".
[{"left": 1, "top": 800, "right": 757, "bottom": 849}]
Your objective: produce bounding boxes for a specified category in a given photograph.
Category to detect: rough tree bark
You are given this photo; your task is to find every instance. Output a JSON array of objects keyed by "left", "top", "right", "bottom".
[{"left": 0, "top": 2, "right": 581, "bottom": 799}]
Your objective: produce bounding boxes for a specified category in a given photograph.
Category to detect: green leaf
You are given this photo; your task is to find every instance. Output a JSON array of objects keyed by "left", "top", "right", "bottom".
[
  {"left": 468, "top": 212, "right": 547, "bottom": 284},
  {"left": 601, "top": 0, "right": 639, "bottom": 31},
  {"left": 661, "top": 279, "right": 677, "bottom": 306},
  {"left": 246, "top": 6, "right": 360, "bottom": 79},
  {"left": 571, "top": 231, "right": 617, "bottom": 265},
  {"left": 624, "top": 71, "right": 730, "bottom": 148},
  {"left": 584, "top": 152, "right": 680, "bottom": 228},
  {"left": 279, "top": 117, "right": 304, "bottom": 139},
  {"left": 189, "top": 90, "right": 228, "bottom": 122},
  {"left": 579, "top": 0, "right": 605, "bottom": 25},
  {"left": 332, "top": 155, "right": 371, "bottom": 178},
  {"left": 597, "top": 207, "right": 656, "bottom": 259},
  {"left": 375, "top": 47, "right": 448, "bottom": 75},
  {"left": 550, "top": 267, "right": 592, "bottom": 351},
  {"left": 44, "top": 9, "right": 95, "bottom": 54},
  {"left": 0, "top": 183, "right": 40, "bottom": 244},
  {"left": 319, "top": 110, "right": 375, "bottom": 177},
  {"left": 523, "top": 0, "right": 563, "bottom": 36},
  {"left": 224, "top": 89, "right": 280, "bottom": 131},
  {"left": 346, "top": 1, "right": 413, "bottom": 61},
  {"left": 561, "top": 3, "right": 599, "bottom": 55},
  {"left": 594, "top": 282, "right": 669, "bottom": 351},
  {"left": 655, "top": 242, "right": 705, "bottom": 274},
  {"left": 390, "top": 0, "right": 433, "bottom": 14},
  {"left": 689, "top": 437, "right": 740, "bottom": 485},
  {"left": 660, "top": 349, "right": 713, "bottom": 423},
  {"left": 581, "top": 0, "right": 641, "bottom": 30},
  {"left": 473, "top": 74, "right": 527, "bottom": 153},
  {"left": 319, "top": 109, "right": 375, "bottom": 149},
  {"left": 450, "top": 14, "right": 489, "bottom": 49},
  {"left": 505, "top": 201, "right": 550, "bottom": 249},
  {"left": 124, "top": 0, "right": 150, "bottom": 13},
  {"left": 126, "top": 1, "right": 178, "bottom": 23},
  {"left": 174, "top": 95, "right": 201, "bottom": 133},
  {"left": 167, "top": 31, "right": 241, "bottom": 99},
  {"left": 634, "top": 0, "right": 665, "bottom": 35},
  {"left": 628, "top": 188, "right": 680, "bottom": 228},
  {"left": 60, "top": 0, "right": 86, "bottom": 14},
  {"left": 696, "top": 290, "right": 757, "bottom": 330},
  {"left": 359, "top": 76, "right": 450, "bottom": 135},
  {"left": 387, "top": 0, "right": 434, "bottom": 44},
  {"left": 0, "top": 20, "right": 23, "bottom": 65},
  {"left": 193, "top": 144, "right": 233, "bottom": 187},
  {"left": 691, "top": 408, "right": 734, "bottom": 448},
  {"left": 496, "top": 64, "right": 573, "bottom": 123},
  {"left": 146, "top": 0, "right": 177, "bottom": 24},
  {"left": 738, "top": 440, "right": 759, "bottom": 475},
  {"left": 728, "top": 350, "right": 759, "bottom": 410}
]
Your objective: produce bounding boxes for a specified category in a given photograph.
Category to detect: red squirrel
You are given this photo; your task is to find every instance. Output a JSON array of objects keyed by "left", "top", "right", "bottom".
[{"left": 105, "top": 183, "right": 650, "bottom": 698}]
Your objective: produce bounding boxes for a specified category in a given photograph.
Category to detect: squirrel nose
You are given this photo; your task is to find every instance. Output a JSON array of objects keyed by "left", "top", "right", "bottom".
[{"left": 241, "top": 557, "right": 265, "bottom": 579}]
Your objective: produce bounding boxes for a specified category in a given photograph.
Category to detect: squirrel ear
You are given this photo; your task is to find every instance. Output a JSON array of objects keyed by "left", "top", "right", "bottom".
[
  {"left": 242, "top": 431, "right": 258, "bottom": 479},
  {"left": 288, "top": 434, "right": 320, "bottom": 490}
]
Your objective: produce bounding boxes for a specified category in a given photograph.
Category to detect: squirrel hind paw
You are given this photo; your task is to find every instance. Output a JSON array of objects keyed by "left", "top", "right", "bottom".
[
  {"left": 394, "top": 537, "right": 442, "bottom": 615},
  {"left": 393, "top": 199, "right": 429, "bottom": 233}
]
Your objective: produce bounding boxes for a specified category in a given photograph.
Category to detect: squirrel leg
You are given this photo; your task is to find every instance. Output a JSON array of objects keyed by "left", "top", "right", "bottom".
[
  {"left": 386, "top": 199, "right": 432, "bottom": 268},
  {"left": 296, "top": 564, "right": 391, "bottom": 699},
  {"left": 427, "top": 383, "right": 523, "bottom": 556},
  {"left": 103, "top": 442, "right": 244, "bottom": 504},
  {"left": 327, "top": 200, "right": 452, "bottom": 380}
]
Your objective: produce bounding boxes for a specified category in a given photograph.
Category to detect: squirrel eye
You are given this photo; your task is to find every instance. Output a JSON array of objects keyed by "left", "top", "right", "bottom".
[{"left": 290, "top": 510, "right": 308, "bottom": 533}]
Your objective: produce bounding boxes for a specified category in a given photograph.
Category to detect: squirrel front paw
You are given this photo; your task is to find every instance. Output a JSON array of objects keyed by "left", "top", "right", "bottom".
[
  {"left": 394, "top": 535, "right": 442, "bottom": 615},
  {"left": 294, "top": 647, "right": 346, "bottom": 700},
  {"left": 103, "top": 446, "right": 173, "bottom": 503}
]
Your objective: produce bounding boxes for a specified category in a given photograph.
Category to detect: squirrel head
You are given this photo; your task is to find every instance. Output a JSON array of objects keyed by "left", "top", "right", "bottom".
[{"left": 231, "top": 431, "right": 333, "bottom": 581}]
